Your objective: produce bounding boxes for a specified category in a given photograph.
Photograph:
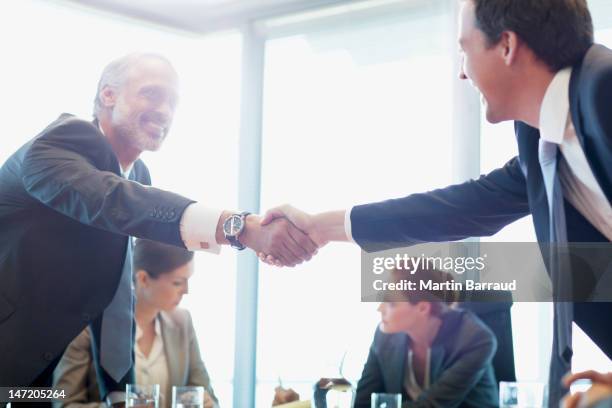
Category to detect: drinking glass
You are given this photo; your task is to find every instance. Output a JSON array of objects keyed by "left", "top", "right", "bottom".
[
  {"left": 126, "top": 384, "right": 160, "bottom": 408},
  {"left": 499, "top": 381, "right": 546, "bottom": 408},
  {"left": 371, "top": 392, "right": 402, "bottom": 408},
  {"left": 172, "top": 386, "right": 205, "bottom": 408}
]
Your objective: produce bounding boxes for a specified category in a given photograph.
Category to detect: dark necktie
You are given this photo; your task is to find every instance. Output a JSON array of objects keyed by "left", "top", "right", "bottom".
[
  {"left": 100, "top": 171, "right": 135, "bottom": 382},
  {"left": 540, "top": 139, "right": 573, "bottom": 407}
]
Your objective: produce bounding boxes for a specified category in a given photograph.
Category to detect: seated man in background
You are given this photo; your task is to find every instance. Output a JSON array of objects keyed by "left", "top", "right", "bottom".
[
  {"left": 563, "top": 370, "right": 612, "bottom": 408},
  {"left": 53, "top": 239, "right": 219, "bottom": 408},
  {"left": 354, "top": 266, "right": 498, "bottom": 408}
]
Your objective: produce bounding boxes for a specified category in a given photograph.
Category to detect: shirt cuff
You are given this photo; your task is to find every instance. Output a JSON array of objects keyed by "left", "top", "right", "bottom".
[
  {"left": 344, "top": 207, "right": 355, "bottom": 243},
  {"left": 179, "top": 203, "right": 224, "bottom": 254}
]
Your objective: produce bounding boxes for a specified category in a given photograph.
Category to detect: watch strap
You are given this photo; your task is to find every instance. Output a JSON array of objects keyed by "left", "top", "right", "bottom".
[{"left": 227, "top": 211, "right": 251, "bottom": 250}]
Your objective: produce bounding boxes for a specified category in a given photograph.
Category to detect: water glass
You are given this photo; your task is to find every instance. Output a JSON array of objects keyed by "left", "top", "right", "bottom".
[
  {"left": 324, "top": 386, "right": 354, "bottom": 408},
  {"left": 126, "top": 384, "right": 160, "bottom": 408},
  {"left": 172, "top": 386, "right": 205, "bottom": 408},
  {"left": 499, "top": 381, "right": 546, "bottom": 408},
  {"left": 371, "top": 393, "right": 402, "bottom": 408}
]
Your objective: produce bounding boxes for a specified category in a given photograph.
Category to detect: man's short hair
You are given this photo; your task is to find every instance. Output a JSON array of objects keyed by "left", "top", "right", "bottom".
[
  {"left": 133, "top": 239, "right": 194, "bottom": 279},
  {"left": 389, "top": 262, "right": 459, "bottom": 316},
  {"left": 92, "top": 52, "right": 174, "bottom": 118},
  {"left": 471, "top": 0, "right": 594, "bottom": 71}
]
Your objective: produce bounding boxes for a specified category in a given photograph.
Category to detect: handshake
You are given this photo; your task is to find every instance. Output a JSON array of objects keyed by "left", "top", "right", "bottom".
[{"left": 234, "top": 205, "right": 347, "bottom": 267}]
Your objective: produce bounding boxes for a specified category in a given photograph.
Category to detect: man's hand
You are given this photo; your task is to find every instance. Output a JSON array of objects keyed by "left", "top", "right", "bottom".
[
  {"left": 272, "top": 386, "right": 300, "bottom": 406},
  {"left": 204, "top": 391, "right": 215, "bottom": 408},
  {"left": 258, "top": 205, "right": 323, "bottom": 267},
  {"left": 258, "top": 205, "right": 348, "bottom": 266},
  {"left": 241, "top": 214, "right": 318, "bottom": 267},
  {"left": 261, "top": 205, "right": 327, "bottom": 246},
  {"left": 562, "top": 370, "right": 612, "bottom": 408}
]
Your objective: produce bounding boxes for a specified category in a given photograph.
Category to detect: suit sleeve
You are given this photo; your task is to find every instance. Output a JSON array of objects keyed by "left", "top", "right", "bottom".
[
  {"left": 21, "top": 120, "right": 194, "bottom": 248},
  {"left": 354, "top": 341, "right": 386, "bottom": 408},
  {"left": 406, "top": 326, "right": 497, "bottom": 408},
  {"left": 351, "top": 157, "right": 530, "bottom": 252},
  {"left": 52, "top": 329, "right": 106, "bottom": 408},
  {"left": 185, "top": 312, "right": 220, "bottom": 407}
]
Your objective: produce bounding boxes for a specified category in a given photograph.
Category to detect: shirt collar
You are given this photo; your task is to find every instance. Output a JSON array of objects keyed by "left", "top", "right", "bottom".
[
  {"left": 135, "top": 315, "right": 162, "bottom": 341},
  {"left": 122, "top": 166, "right": 133, "bottom": 179},
  {"left": 539, "top": 67, "right": 572, "bottom": 145}
]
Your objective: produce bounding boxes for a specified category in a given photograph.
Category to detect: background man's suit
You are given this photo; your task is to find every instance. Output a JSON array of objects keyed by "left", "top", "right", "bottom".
[
  {"left": 0, "top": 114, "right": 194, "bottom": 395},
  {"left": 350, "top": 44, "right": 612, "bottom": 406}
]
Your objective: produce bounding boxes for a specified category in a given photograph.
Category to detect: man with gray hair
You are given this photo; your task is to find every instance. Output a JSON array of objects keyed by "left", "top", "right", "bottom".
[{"left": 0, "top": 53, "right": 317, "bottom": 406}]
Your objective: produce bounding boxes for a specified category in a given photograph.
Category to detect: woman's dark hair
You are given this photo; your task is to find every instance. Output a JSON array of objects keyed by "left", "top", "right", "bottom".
[
  {"left": 133, "top": 239, "right": 194, "bottom": 279},
  {"left": 390, "top": 263, "right": 459, "bottom": 317},
  {"left": 471, "top": 0, "right": 593, "bottom": 71}
]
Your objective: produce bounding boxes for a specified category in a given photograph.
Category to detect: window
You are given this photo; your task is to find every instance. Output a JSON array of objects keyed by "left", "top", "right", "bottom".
[{"left": 257, "top": 2, "right": 455, "bottom": 405}]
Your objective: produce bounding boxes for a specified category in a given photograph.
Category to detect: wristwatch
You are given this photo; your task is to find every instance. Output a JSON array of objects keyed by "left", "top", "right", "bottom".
[{"left": 223, "top": 211, "right": 251, "bottom": 250}]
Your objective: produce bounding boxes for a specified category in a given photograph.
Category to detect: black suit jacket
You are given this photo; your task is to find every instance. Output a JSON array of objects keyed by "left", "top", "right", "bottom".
[
  {"left": 355, "top": 309, "right": 498, "bottom": 408},
  {"left": 350, "top": 44, "right": 612, "bottom": 363},
  {"left": 0, "top": 114, "right": 194, "bottom": 387}
]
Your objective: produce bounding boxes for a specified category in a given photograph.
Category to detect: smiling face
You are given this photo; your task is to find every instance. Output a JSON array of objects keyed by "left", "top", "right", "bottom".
[
  {"left": 457, "top": 0, "right": 515, "bottom": 123},
  {"left": 103, "top": 56, "right": 179, "bottom": 153},
  {"left": 136, "top": 260, "right": 194, "bottom": 312}
]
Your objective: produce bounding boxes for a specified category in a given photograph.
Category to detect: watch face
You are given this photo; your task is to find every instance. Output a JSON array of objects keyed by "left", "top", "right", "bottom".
[{"left": 224, "top": 214, "right": 244, "bottom": 236}]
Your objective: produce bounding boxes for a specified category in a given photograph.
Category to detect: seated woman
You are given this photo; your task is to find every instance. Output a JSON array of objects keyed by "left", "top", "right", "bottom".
[
  {"left": 354, "top": 265, "right": 498, "bottom": 408},
  {"left": 53, "top": 239, "right": 219, "bottom": 408}
]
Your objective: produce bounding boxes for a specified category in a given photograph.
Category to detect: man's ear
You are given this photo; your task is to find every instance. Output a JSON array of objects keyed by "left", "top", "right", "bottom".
[
  {"left": 135, "top": 269, "right": 148, "bottom": 287},
  {"left": 99, "top": 85, "right": 117, "bottom": 109},
  {"left": 500, "top": 31, "right": 519, "bottom": 66},
  {"left": 417, "top": 301, "right": 431, "bottom": 315}
]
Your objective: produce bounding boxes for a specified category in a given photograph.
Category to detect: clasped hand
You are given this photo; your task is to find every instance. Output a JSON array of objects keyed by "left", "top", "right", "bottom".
[{"left": 240, "top": 206, "right": 324, "bottom": 267}]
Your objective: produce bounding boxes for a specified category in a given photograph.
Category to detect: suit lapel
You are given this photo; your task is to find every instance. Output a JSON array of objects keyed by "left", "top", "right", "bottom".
[
  {"left": 429, "top": 310, "right": 463, "bottom": 383},
  {"left": 516, "top": 122, "right": 551, "bottom": 244},
  {"left": 380, "top": 334, "right": 408, "bottom": 393},
  {"left": 429, "top": 344, "right": 445, "bottom": 384},
  {"left": 160, "top": 312, "right": 184, "bottom": 393}
]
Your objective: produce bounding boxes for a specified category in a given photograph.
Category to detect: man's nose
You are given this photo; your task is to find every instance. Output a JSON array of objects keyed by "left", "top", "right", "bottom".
[{"left": 156, "top": 101, "right": 173, "bottom": 123}]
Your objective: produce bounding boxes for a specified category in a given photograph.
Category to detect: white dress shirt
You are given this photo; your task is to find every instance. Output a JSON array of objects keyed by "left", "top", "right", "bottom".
[
  {"left": 135, "top": 317, "right": 169, "bottom": 408},
  {"left": 179, "top": 204, "right": 223, "bottom": 253},
  {"left": 404, "top": 348, "right": 431, "bottom": 401},
  {"left": 344, "top": 67, "right": 612, "bottom": 242},
  {"left": 539, "top": 67, "right": 612, "bottom": 241}
]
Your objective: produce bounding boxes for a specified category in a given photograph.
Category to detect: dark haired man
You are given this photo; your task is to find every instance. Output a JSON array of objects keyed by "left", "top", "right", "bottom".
[{"left": 261, "top": 1, "right": 612, "bottom": 405}]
